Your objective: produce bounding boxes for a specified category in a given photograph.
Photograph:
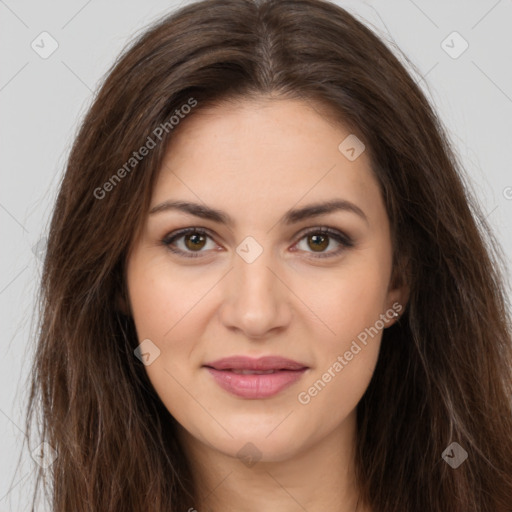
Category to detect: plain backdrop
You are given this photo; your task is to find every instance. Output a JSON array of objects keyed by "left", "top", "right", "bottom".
[{"left": 1, "top": 0, "right": 511, "bottom": 510}]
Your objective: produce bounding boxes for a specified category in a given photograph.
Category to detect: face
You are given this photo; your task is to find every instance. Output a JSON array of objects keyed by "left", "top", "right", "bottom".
[{"left": 125, "top": 97, "right": 408, "bottom": 463}]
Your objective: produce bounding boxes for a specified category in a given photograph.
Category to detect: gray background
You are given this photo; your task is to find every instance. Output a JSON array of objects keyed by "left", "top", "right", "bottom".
[{"left": 1, "top": 0, "right": 511, "bottom": 510}]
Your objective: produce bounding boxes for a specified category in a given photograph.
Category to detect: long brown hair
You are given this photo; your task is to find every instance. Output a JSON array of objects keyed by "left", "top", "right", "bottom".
[{"left": 24, "top": 0, "right": 512, "bottom": 510}]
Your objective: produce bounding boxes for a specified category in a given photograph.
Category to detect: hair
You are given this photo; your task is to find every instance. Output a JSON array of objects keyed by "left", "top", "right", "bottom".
[{"left": 23, "top": 0, "right": 512, "bottom": 510}]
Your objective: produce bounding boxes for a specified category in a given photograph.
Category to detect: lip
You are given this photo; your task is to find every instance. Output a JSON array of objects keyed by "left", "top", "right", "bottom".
[
  {"left": 203, "top": 355, "right": 308, "bottom": 371},
  {"left": 203, "top": 356, "right": 309, "bottom": 399}
]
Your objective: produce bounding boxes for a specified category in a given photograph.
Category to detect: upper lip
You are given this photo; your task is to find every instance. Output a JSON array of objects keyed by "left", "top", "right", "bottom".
[{"left": 203, "top": 356, "right": 308, "bottom": 371}]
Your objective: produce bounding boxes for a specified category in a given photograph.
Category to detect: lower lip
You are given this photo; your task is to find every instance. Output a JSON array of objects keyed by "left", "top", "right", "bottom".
[{"left": 205, "top": 367, "right": 307, "bottom": 399}]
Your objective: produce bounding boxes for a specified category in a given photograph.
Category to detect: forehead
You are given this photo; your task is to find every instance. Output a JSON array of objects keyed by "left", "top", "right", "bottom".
[{"left": 151, "top": 97, "right": 385, "bottom": 229}]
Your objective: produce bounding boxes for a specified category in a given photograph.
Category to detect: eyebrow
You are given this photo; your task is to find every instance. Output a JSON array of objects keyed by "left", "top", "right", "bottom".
[{"left": 149, "top": 199, "right": 368, "bottom": 226}]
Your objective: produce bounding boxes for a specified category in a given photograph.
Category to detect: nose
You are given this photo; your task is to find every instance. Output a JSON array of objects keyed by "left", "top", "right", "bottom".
[{"left": 218, "top": 246, "right": 292, "bottom": 339}]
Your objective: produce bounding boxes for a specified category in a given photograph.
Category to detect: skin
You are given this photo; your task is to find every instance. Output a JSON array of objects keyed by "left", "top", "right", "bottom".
[{"left": 125, "top": 96, "right": 409, "bottom": 512}]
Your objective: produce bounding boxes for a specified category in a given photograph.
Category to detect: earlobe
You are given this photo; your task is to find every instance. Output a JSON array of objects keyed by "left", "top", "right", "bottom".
[
  {"left": 395, "top": 282, "right": 410, "bottom": 312},
  {"left": 385, "top": 279, "right": 410, "bottom": 327},
  {"left": 387, "top": 256, "right": 411, "bottom": 322}
]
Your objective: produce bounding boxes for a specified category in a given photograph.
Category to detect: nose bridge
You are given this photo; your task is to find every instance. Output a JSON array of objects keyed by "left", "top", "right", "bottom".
[
  {"left": 219, "top": 235, "right": 291, "bottom": 337},
  {"left": 234, "top": 237, "right": 279, "bottom": 308},
  {"left": 237, "top": 245, "right": 275, "bottom": 297}
]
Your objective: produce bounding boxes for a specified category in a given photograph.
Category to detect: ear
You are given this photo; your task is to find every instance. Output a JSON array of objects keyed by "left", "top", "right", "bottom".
[
  {"left": 384, "top": 260, "right": 410, "bottom": 327},
  {"left": 385, "top": 282, "right": 410, "bottom": 326}
]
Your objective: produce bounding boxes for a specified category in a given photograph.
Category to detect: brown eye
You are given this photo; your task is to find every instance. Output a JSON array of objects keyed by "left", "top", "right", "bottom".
[
  {"left": 307, "top": 233, "right": 329, "bottom": 252},
  {"left": 184, "top": 232, "right": 207, "bottom": 251},
  {"left": 294, "top": 228, "right": 354, "bottom": 258},
  {"left": 162, "top": 228, "right": 217, "bottom": 258}
]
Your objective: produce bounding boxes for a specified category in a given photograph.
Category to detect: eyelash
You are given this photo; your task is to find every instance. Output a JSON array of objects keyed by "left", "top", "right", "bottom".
[{"left": 161, "top": 227, "right": 354, "bottom": 259}]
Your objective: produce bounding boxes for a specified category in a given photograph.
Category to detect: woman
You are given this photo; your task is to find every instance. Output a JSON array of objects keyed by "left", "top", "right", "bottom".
[{"left": 24, "top": 0, "right": 512, "bottom": 511}]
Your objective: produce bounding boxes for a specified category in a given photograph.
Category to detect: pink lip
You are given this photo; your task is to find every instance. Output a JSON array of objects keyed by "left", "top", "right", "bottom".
[
  {"left": 203, "top": 356, "right": 309, "bottom": 399},
  {"left": 204, "top": 355, "right": 307, "bottom": 371}
]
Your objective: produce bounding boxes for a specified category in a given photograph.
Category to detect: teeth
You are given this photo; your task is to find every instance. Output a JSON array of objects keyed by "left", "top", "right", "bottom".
[{"left": 230, "top": 369, "right": 278, "bottom": 375}]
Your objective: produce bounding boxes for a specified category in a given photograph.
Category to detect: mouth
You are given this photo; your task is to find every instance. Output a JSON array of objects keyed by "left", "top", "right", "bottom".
[
  {"left": 202, "top": 356, "right": 309, "bottom": 399},
  {"left": 221, "top": 369, "right": 286, "bottom": 374}
]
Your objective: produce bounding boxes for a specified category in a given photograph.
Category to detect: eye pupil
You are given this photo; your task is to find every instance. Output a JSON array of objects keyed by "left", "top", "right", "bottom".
[
  {"left": 308, "top": 234, "right": 329, "bottom": 252},
  {"left": 185, "top": 233, "right": 206, "bottom": 250}
]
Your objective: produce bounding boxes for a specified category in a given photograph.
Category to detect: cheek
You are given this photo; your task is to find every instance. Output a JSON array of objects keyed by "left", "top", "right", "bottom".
[
  {"left": 127, "top": 252, "right": 210, "bottom": 341},
  {"left": 126, "top": 259, "right": 200, "bottom": 424},
  {"left": 296, "top": 290, "right": 384, "bottom": 425},
  {"left": 294, "top": 258, "right": 389, "bottom": 412},
  {"left": 296, "top": 342, "right": 380, "bottom": 435},
  {"left": 126, "top": 252, "right": 211, "bottom": 403},
  {"left": 304, "top": 256, "right": 391, "bottom": 344}
]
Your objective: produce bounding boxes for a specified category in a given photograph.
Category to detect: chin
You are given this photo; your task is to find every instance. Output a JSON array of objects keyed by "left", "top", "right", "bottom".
[
  {"left": 221, "top": 435, "right": 306, "bottom": 464},
  {"left": 200, "top": 419, "right": 313, "bottom": 463}
]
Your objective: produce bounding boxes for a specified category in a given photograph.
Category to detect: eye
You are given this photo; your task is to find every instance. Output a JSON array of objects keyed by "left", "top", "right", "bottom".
[
  {"left": 292, "top": 227, "right": 354, "bottom": 258},
  {"left": 162, "top": 227, "right": 218, "bottom": 258},
  {"left": 161, "top": 226, "right": 354, "bottom": 259}
]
